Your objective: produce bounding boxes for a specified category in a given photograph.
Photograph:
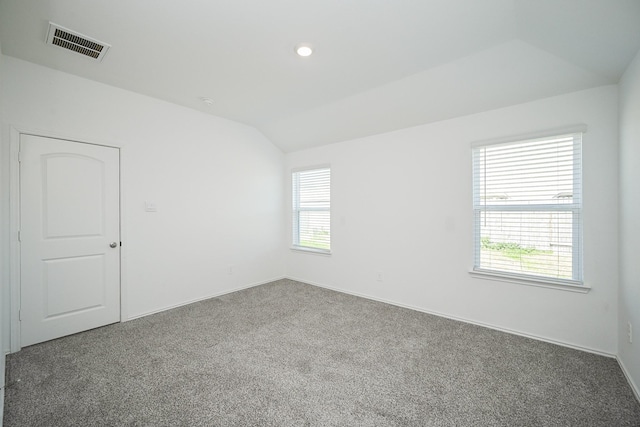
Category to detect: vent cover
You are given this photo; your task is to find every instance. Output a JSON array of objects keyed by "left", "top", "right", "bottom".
[{"left": 46, "top": 22, "right": 110, "bottom": 62}]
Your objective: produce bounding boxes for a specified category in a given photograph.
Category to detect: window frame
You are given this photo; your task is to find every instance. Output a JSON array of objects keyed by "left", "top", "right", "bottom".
[
  {"left": 470, "top": 126, "right": 589, "bottom": 293},
  {"left": 291, "top": 165, "right": 331, "bottom": 255}
]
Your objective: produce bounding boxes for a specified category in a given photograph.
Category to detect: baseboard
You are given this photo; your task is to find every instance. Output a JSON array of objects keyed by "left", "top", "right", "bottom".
[
  {"left": 617, "top": 356, "right": 640, "bottom": 404},
  {"left": 287, "top": 276, "right": 616, "bottom": 359},
  {"left": 126, "top": 275, "right": 286, "bottom": 321}
]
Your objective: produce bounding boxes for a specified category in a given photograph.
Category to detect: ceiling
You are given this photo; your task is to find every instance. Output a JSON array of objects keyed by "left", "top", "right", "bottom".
[{"left": 1, "top": 0, "right": 640, "bottom": 152}]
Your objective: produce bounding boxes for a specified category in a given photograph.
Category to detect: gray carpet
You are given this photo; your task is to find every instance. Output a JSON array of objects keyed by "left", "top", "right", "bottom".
[{"left": 4, "top": 279, "right": 640, "bottom": 426}]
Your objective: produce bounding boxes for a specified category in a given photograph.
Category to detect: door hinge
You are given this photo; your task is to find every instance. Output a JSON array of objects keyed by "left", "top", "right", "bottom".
[
  {"left": 17, "top": 150, "right": 22, "bottom": 163},
  {"left": 18, "top": 310, "right": 21, "bottom": 321},
  {"left": 17, "top": 230, "right": 21, "bottom": 242}
]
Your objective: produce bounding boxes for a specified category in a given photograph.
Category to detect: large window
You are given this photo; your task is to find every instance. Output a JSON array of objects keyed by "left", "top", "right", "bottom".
[
  {"left": 472, "top": 132, "right": 583, "bottom": 285},
  {"left": 292, "top": 167, "right": 331, "bottom": 253}
]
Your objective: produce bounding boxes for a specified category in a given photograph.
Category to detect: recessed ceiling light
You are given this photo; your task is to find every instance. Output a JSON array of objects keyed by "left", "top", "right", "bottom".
[
  {"left": 295, "top": 44, "right": 313, "bottom": 57},
  {"left": 200, "top": 97, "right": 214, "bottom": 106}
]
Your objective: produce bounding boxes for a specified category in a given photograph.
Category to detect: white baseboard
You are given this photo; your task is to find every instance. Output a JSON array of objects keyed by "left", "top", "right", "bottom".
[
  {"left": 287, "top": 276, "right": 616, "bottom": 359},
  {"left": 126, "top": 275, "right": 286, "bottom": 321},
  {"left": 617, "top": 356, "right": 640, "bottom": 404}
]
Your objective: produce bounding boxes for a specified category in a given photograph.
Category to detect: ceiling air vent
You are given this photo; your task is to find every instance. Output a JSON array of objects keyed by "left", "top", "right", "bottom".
[{"left": 46, "top": 22, "right": 110, "bottom": 62}]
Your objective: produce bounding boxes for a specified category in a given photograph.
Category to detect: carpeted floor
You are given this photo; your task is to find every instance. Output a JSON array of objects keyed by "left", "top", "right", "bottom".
[{"left": 4, "top": 279, "right": 640, "bottom": 426}]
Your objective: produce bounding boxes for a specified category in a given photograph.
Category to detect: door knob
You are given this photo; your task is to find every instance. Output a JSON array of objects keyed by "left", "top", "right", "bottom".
[{"left": 109, "top": 242, "right": 118, "bottom": 248}]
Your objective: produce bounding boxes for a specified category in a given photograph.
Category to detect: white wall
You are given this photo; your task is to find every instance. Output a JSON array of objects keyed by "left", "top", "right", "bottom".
[
  {"left": 285, "top": 85, "right": 620, "bottom": 355},
  {"left": 0, "top": 56, "right": 285, "bottom": 346},
  {"left": 619, "top": 50, "right": 640, "bottom": 398},
  {"left": 0, "top": 40, "right": 6, "bottom": 426}
]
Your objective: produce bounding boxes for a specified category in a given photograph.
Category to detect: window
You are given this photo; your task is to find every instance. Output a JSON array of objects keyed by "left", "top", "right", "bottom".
[
  {"left": 472, "top": 131, "right": 583, "bottom": 285},
  {"left": 292, "top": 167, "right": 331, "bottom": 253}
]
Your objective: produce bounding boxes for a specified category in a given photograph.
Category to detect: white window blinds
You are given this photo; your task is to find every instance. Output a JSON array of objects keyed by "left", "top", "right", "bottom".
[
  {"left": 292, "top": 167, "right": 331, "bottom": 252},
  {"left": 472, "top": 133, "right": 583, "bottom": 284}
]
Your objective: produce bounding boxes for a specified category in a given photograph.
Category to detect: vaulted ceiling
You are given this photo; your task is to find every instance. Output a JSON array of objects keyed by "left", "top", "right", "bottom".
[{"left": 1, "top": 0, "right": 639, "bottom": 152}]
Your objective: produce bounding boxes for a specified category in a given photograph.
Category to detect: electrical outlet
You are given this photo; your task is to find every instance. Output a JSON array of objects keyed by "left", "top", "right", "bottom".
[
  {"left": 144, "top": 201, "right": 157, "bottom": 212},
  {"left": 228, "top": 266, "right": 233, "bottom": 275},
  {"left": 376, "top": 272, "right": 383, "bottom": 282},
  {"left": 629, "top": 322, "right": 633, "bottom": 344}
]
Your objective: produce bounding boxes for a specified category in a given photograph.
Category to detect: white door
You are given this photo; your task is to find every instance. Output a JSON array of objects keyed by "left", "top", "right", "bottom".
[{"left": 20, "top": 134, "right": 120, "bottom": 347}]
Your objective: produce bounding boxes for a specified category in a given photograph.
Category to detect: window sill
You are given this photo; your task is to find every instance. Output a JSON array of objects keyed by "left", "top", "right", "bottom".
[
  {"left": 290, "top": 246, "right": 332, "bottom": 256},
  {"left": 469, "top": 269, "right": 590, "bottom": 293}
]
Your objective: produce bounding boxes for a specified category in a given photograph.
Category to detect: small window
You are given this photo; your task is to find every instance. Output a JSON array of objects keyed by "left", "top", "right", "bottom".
[
  {"left": 292, "top": 167, "right": 331, "bottom": 253},
  {"left": 472, "top": 132, "right": 583, "bottom": 285}
]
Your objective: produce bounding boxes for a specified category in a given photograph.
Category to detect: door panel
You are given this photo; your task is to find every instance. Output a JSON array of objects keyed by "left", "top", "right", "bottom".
[
  {"left": 44, "top": 254, "right": 105, "bottom": 319},
  {"left": 20, "top": 134, "right": 120, "bottom": 347},
  {"left": 43, "top": 154, "right": 105, "bottom": 238}
]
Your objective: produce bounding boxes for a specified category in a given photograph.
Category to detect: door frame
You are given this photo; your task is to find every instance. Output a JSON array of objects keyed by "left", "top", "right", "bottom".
[{"left": 9, "top": 126, "right": 127, "bottom": 352}]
